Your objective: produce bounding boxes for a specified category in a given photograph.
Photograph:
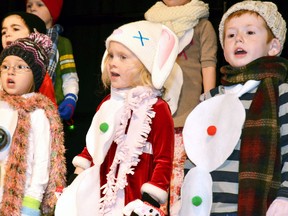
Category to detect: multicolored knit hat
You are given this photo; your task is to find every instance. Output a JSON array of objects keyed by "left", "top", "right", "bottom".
[
  {"left": 42, "top": 0, "right": 63, "bottom": 24},
  {"left": 2, "top": 11, "right": 46, "bottom": 34},
  {"left": 219, "top": 0, "right": 287, "bottom": 51},
  {"left": 104, "top": 20, "right": 179, "bottom": 89},
  {"left": 0, "top": 33, "right": 52, "bottom": 91}
]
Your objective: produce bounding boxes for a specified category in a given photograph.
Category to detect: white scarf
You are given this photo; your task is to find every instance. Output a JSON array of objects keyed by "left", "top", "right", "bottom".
[
  {"left": 90, "top": 86, "right": 160, "bottom": 214},
  {"left": 145, "top": 0, "right": 209, "bottom": 38}
]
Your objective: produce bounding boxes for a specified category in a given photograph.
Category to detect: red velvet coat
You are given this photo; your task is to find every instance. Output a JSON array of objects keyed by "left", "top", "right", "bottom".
[{"left": 76, "top": 95, "right": 174, "bottom": 204}]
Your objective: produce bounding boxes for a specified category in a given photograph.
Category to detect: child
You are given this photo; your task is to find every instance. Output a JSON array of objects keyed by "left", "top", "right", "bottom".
[
  {"left": 26, "top": 0, "right": 79, "bottom": 121},
  {"left": 55, "top": 20, "right": 179, "bottom": 216},
  {"left": 181, "top": 1, "right": 288, "bottom": 215},
  {"left": 144, "top": 0, "right": 218, "bottom": 214},
  {"left": 1, "top": 11, "right": 57, "bottom": 106},
  {"left": 0, "top": 33, "right": 66, "bottom": 215}
]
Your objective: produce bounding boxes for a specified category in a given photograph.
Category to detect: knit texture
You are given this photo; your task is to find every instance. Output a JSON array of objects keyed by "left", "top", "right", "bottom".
[
  {"left": 42, "top": 0, "right": 63, "bottom": 24},
  {"left": 0, "top": 33, "right": 52, "bottom": 91},
  {"left": 221, "top": 56, "right": 288, "bottom": 215},
  {"left": 0, "top": 92, "right": 66, "bottom": 216},
  {"left": 145, "top": 0, "right": 209, "bottom": 38},
  {"left": 219, "top": 0, "right": 287, "bottom": 51}
]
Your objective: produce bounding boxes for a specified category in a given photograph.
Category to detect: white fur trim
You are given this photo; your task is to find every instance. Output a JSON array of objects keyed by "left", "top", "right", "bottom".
[
  {"left": 141, "top": 183, "right": 168, "bottom": 204},
  {"left": 72, "top": 156, "right": 92, "bottom": 170}
]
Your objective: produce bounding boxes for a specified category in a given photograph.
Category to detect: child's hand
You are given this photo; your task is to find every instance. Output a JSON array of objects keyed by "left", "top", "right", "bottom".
[
  {"left": 123, "top": 199, "right": 165, "bottom": 216},
  {"left": 266, "top": 198, "right": 288, "bottom": 216},
  {"left": 58, "top": 93, "right": 77, "bottom": 120}
]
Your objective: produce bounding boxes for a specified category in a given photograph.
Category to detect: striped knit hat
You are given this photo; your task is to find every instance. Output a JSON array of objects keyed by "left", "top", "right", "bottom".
[{"left": 0, "top": 33, "right": 52, "bottom": 91}]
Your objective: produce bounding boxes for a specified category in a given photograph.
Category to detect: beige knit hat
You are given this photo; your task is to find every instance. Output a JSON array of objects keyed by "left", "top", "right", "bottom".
[{"left": 219, "top": 0, "right": 286, "bottom": 51}]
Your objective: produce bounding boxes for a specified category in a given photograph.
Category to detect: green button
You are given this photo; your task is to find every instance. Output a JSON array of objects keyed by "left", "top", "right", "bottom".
[
  {"left": 192, "top": 196, "right": 202, "bottom": 206},
  {"left": 100, "top": 122, "right": 109, "bottom": 132}
]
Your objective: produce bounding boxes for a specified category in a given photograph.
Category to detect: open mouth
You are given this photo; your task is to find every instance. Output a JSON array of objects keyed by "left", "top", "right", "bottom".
[
  {"left": 111, "top": 72, "right": 120, "bottom": 77},
  {"left": 234, "top": 48, "right": 247, "bottom": 55},
  {"left": 7, "top": 78, "right": 15, "bottom": 85},
  {"left": 6, "top": 41, "right": 12, "bottom": 46}
]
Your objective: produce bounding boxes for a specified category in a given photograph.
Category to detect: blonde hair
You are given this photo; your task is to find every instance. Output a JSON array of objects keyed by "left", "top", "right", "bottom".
[{"left": 101, "top": 55, "right": 154, "bottom": 89}]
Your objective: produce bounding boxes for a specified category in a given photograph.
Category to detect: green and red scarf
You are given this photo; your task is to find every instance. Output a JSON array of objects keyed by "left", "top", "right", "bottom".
[{"left": 221, "top": 56, "right": 288, "bottom": 215}]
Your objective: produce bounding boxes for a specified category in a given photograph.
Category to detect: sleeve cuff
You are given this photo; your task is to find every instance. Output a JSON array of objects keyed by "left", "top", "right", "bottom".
[
  {"left": 72, "top": 155, "right": 92, "bottom": 169},
  {"left": 21, "top": 206, "right": 40, "bottom": 216},
  {"left": 22, "top": 196, "right": 41, "bottom": 216},
  {"left": 141, "top": 183, "right": 168, "bottom": 204}
]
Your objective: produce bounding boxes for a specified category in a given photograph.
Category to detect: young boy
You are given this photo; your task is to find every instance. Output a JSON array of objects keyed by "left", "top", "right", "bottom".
[
  {"left": 26, "top": 0, "right": 79, "bottom": 121},
  {"left": 181, "top": 1, "right": 288, "bottom": 215},
  {"left": 0, "top": 33, "right": 66, "bottom": 216}
]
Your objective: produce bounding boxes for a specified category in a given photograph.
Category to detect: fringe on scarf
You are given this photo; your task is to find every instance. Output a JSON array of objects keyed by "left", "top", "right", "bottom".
[
  {"left": 98, "top": 86, "right": 158, "bottom": 214},
  {"left": 0, "top": 91, "right": 66, "bottom": 216}
]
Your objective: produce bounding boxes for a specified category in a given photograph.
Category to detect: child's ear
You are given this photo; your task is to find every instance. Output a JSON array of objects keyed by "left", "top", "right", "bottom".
[{"left": 268, "top": 38, "right": 281, "bottom": 56}]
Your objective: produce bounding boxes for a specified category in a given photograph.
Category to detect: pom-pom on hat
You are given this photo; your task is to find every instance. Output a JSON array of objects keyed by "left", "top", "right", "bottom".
[
  {"left": 42, "top": 0, "right": 63, "bottom": 24},
  {"left": 103, "top": 20, "right": 179, "bottom": 89},
  {"left": 2, "top": 12, "right": 46, "bottom": 34},
  {"left": 219, "top": 0, "right": 287, "bottom": 51},
  {"left": 0, "top": 33, "right": 52, "bottom": 91}
]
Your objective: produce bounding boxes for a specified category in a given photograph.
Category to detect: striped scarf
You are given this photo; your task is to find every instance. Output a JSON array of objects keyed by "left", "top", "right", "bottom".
[
  {"left": 221, "top": 56, "right": 288, "bottom": 215},
  {"left": 0, "top": 91, "right": 66, "bottom": 216},
  {"left": 47, "top": 24, "right": 63, "bottom": 84}
]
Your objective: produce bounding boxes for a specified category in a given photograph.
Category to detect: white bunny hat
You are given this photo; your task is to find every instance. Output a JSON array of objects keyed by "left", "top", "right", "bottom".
[{"left": 103, "top": 20, "right": 179, "bottom": 89}]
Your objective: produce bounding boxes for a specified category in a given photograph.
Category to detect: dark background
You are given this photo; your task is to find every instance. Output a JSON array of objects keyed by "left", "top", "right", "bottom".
[{"left": 1, "top": 0, "right": 287, "bottom": 177}]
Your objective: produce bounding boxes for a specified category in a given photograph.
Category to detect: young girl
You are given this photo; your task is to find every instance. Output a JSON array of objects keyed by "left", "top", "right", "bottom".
[
  {"left": 1, "top": 11, "right": 57, "bottom": 106},
  {"left": 26, "top": 0, "right": 79, "bottom": 121},
  {"left": 55, "top": 20, "right": 179, "bottom": 216},
  {"left": 0, "top": 33, "right": 66, "bottom": 216}
]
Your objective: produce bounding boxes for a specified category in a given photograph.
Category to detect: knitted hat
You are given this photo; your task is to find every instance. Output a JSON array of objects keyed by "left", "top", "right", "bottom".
[
  {"left": 2, "top": 12, "right": 46, "bottom": 34},
  {"left": 42, "top": 0, "right": 63, "bottom": 23},
  {"left": 0, "top": 33, "right": 52, "bottom": 91},
  {"left": 104, "top": 20, "right": 179, "bottom": 89},
  {"left": 219, "top": 0, "right": 287, "bottom": 51}
]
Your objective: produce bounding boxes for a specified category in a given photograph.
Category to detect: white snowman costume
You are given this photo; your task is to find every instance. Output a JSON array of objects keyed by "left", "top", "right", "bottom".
[
  {"left": 0, "top": 101, "right": 18, "bottom": 198},
  {"left": 180, "top": 80, "right": 260, "bottom": 215}
]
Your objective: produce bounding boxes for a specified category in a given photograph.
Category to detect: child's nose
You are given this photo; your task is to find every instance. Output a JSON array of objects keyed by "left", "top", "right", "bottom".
[
  {"left": 235, "top": 34, "right": 243, "bottom": 43},
  {"left": 109, "top": 58, "right": 117, "bottom": 67},
  {"left": 29, "top": 4, "right": 37, "bottom": 12},
  {"left": 4, "top": 31, "right": 11, "bottom": 38}
]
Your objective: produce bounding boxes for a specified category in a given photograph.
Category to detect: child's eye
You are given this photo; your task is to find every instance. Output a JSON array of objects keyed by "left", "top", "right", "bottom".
[
  {"left": 13, "top": 27, "right": 20, "bottom": 32},
  {"left": 1, "top": 64, "right": 9, "bottom": 70},
  {"left": 108, "top": 53, "right": 114, "bottom": 59},
  {"left": 1, "top": 30, "right": 6, "bottom": 36},
  {"left": 247, "top": 31, "right": 255, "bottom": 35},
  {"left": 120, "top": 55, "right": 127, "bottom": 60},
  {"left": 227, "top": 33, "right": 235, "bottom": 38},
  {"left": 16, "top": 65, "right": 29, "bottom": 70},
  {"left": 37, "top": 2, "right": 45, "bottom": 7}
]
